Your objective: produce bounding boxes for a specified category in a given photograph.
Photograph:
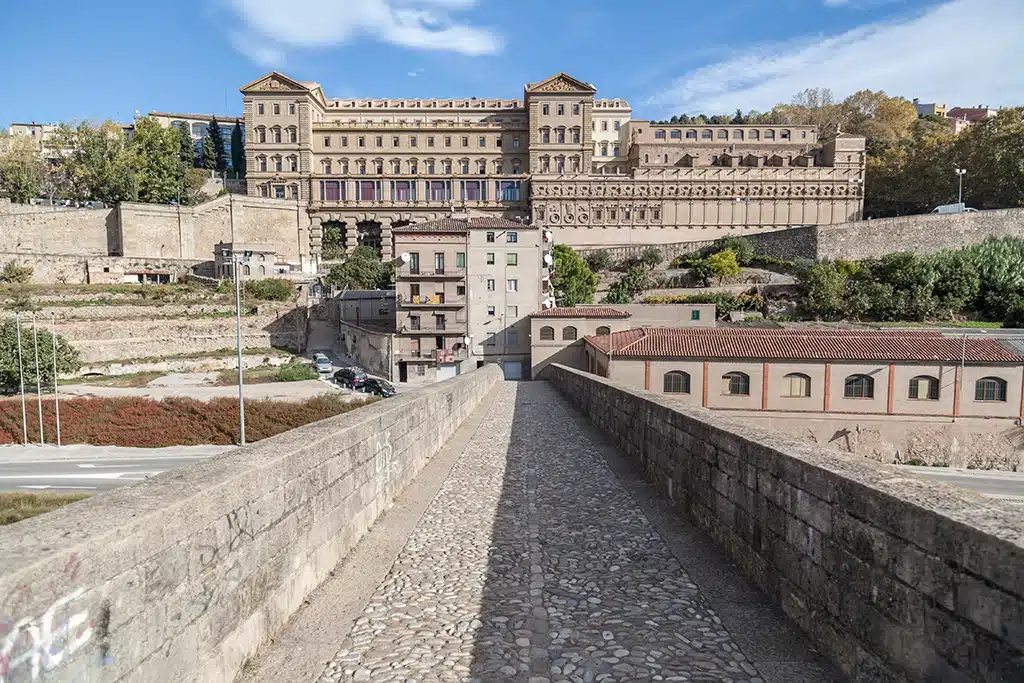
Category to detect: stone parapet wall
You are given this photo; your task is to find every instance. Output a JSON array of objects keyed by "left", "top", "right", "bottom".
[
  {"left": 544, "top": 364, "right": 1024, "bottom": 682},
  {"left": 0, "top": 200, "right": 115, "bottom": 255},
  {"left": 0, "top": 365, "right": 502, "bottom": 683}
]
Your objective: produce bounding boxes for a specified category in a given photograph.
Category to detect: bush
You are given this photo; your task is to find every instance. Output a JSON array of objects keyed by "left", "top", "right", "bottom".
[
  {"left": 705, "top": 249, "right": 741, "bottom": 284},
  {"left": 243, "top": 278, "right": 294, "bottom": 301},
  {"left": 669, "top": 251, "right": 703, "bottom": 268},
  {"left": 713, "top": 236, "right": 755, "bottom": 266},
  {"left": 638, "top": 246, "right": 663, "bottom": 270},
  {"left": 584, "top": 249, "right": 612, "bottom": 272},
  {"left": 277, "top": 362, "right": 319, "bottom": 382},
  {"left": 643, "top": 292, "right": 764, "bottom": 317},
  {"left": 0, "top": 319, "right": 80, "bottom": 394},
  {"left": 0, "top": 261, "right": 33, "bottom": 284}
]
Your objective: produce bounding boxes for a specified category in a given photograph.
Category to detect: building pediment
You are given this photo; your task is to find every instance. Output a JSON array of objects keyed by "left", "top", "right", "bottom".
[
  {"left": 526, "top": 73, "right": 596, "bottom": 94},
  {"left": 240, "top": 72, "right": 312, "bottom": 94}
]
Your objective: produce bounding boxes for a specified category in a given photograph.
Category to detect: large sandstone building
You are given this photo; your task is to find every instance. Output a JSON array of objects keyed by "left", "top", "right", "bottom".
[{"left": 240, "top": 71, "right": 866, "bottom": 261}]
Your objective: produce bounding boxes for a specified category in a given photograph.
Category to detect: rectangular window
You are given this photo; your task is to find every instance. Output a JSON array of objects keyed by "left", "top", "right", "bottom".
[
  {"left": 496, "top": 137, "right": 502, "bottom": 148},
  {"left": 323, "top": 136, "right": 331, "bottom": 147},
  {"left": 456, "top": 252, "right": 466, "bottom": 268},
  {"left": 497, "top": 180, "right": 520, "bottom": 201},
  {"left": 410, "top": 283, "right": 420, "bottom": 298},
  {"left": 320, "top": 181, "right": 341, "bottom": 201},
  {"left": 462, "top": 180, "right": 484, "bottom": 201},
  {"left": 691, "top": 310, "right": 701, "bottom": 321},
  {"left": 444, "top": 136, "right": 452, "bottom": 147},
  {"left": 614, "top": 121, "right": 620, "bottom": 130},
  {"left": 434, "top": 252, "right": 445, "bottom": 273},
  {"left": 427, "top": 136, "right": 435, "bottom": 147},
  {"left": 409, "top": 314, "right": 420, "bottom": 330},
  {"left": 393, "top": 180, "right": 415, "bottom": 201},
  {"left": 461, "top": 136, "right": 469, "bottom": 147},
  {"left": 416, "top": 365, "right": 425, "bottom": 376},
  {"left": 274, "top": 185, "right": 286, "bottom": 199},
  {"left": 486, "top": 334, "right": 496, "bottom": 346},
  {"left": 486, "top": 253, "right": 495, "bottom": 265},
  {"left": 595, "top": 208, "right": 603, "bottom": 220},
  {"left": 507, "top": 305, "right": 518, "bottom": 318},
  {"left": 456, "top": 284, "right": 466, "bottom": 296},
  {"left": 507, "top": 279, "right": 518, "bottom": 292},
  {"left": 513, "top": 136, "right": 520, "bottom": 148},
  {"left": 487, "top": 305, "right": 496, "bottom": 317},
  {"left": 259, "top": 184, "right": 268, "bottom": 197},
  {"left": 358, "top": 136, "right": 366, "bottom": 147},
  {"left": 601, "top": 121, "right": 608, "bottom": 131},
  {"left": 610, "top": 209, "right": 617, "bottom": 220},
  {"left": 486, "top": 232, "right": 495, "bottom": 243},
  {"left": 409, "top": 252, "right": 419, "bottom": 273},
  {"left": 410, "top": 136, "right": 418, "bottom": 147},
  {"left": 487, "top": 278, "right": 495, "bottom": 291},
  {"left": 273, "top": 103, "right": 280, "bottom": 115},
  {"left": 393, "top": 136, "right": 400, "bottom": 147},
  {"left": 341, "top": 136, "right": 348, "bottom": 147},
  {"left": 507, "top": 253, "right": 517, "bottom": 266},
  {"left": 506, "top": 231, "right": 518, "bottom": 243},
  {"left": 358, "top": 180, "right": 379, "bottom": 201},
  {"left": 572, "top": 104, "right": 580, "bottom": 115},
  {"left": 376, "top": 136, "right": 383, "bottom": 147},
  {"left": 639, "top": 209, "right": 646, "bottom": 219},
  {"left": 257, "top": 103, "right": 264, "bottom": 115},
  {"left": 479, "top": 136, "right": 486, "bottom": 148},
  {"left": 653, "top": 208, "right": 660, "bottom": 220},
  {"left": 506, "top": 329, "right": 519, "bottom": 347},
  {"left": 429, "top": 180, "right": 449, "bottom": 201},
  {"left": 542, "top": 104, "right": 549, "bottom": 115},
  {"left": 289, "top": 103, "right": 296, "bottom": 115},
  {"left": 557, "top": 104, "right": 564, "bottom": 115}
]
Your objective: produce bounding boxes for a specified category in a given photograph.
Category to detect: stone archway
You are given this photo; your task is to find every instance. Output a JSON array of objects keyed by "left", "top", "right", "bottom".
[
  {"left": 356, "top": 220, "right": 383, "bottom": 255},
  {"left": 321, "top": 220, "right": 348, "bottom": 260}
]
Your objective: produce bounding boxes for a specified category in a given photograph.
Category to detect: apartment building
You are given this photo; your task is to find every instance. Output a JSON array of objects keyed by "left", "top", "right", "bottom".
[
  {"left": 149, "top": 112, "right": 244, "bottom": 170},
  {"left": 239, "top": 71, "right": 866, "bottom": 263},
  {"left": 583, "top": 327, "right": 1024, "bottom": 419},
  {"left": 392, "top": 215, "right": 551, "bottom": 382}
]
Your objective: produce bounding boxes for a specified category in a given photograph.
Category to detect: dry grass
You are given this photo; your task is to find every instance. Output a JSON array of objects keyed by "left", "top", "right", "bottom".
[
  {"left": 66, "top": 371, "right": 167, "bottom": 388},
  {"left": 0, "top": 492, "right": 91, "bottom": 525}
]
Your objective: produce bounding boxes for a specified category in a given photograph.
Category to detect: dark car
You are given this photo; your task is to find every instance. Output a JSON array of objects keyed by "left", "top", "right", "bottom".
[
  {"left": 361, "top": 378, "right": 396, "bottom": 398},
  {"left": 333, "top": 367, "right": 367, "bottom": 389}
]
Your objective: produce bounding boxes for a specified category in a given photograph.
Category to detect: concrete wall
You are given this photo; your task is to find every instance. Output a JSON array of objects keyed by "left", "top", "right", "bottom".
[
  {"left": 0, "top": 200, "right": 115, "bottom": 255},
  {"left": 544, "top": 364, "right": 1024, "bottom": 682},
  {"left": 338, "top": 320, "right": 396, "bottom": 381},
  {"left": 0, "top": 252, "right": 208, "bottom": 285},
  {"left": 0, "top": 365, "right": 502, "bottom": 683},
  {"left": 529, "top": 316, "right": 630, "bottom": 377}
]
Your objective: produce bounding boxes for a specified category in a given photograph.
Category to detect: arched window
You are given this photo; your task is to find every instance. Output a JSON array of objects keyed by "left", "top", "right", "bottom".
[
  {"left": 975, "top": 377, "right": 1007, "bottom": 402},
  {"left": 562, "top": 326, "right": 578, "bottom": 341},
  {"left": 601, "top": 143, "right": 609, "bottom": 157},
  {"left": 844, "top": 374, "right": 874, "bottom": 399},
  {"left": 539, "top": 326, "right": 555, "bottom": 341},
  {"left": 749, "top": 129, "right": 760, "bottom": 140},
  {"left": 670, "top": 129, "right": 681, "bottom": 139},
  {"left": 288, "top": 156, "right": 297, "bottom": 172},
  {"left": 272, "top": 127, "right": 282, "bottom": 143},
  {"left": 288, "top": 127, "right": 297, "bottom": 143},
  {"left": 783, "top": 373, "right": 811, "bottom": 397},
  {"left": 257, "top": 156, "right": 267, "bottom": 172},
  {"left": 256, "top": 127, "right": 266, "bottom": 143},
  {"left": 723, "top": 372, "right": 750, "bottom": 396},
  {"left": 258, "top": 265, "right": 266, "bottom": 276},
  {"left": 765, "top": 129, "right": 776, "bottom": 139},
  {"left": 243, "top": 265, "right": 250, "bottom": 275},
  {"left": 655, "top": 130, "right": 666, "bottom": 139},
  {"left": 541, "top": 127, "right": 551, "bottom": 143},
  {"left": 323, "top": 159, "right": 332, "bottom": 174},
  {"left": 596, "top": 326, "right": 611, "bottom": 336},
  {"left": 718, "top": 129, "right": 729, "bottom": 139},
  {"left": 664, "top": 371, "right": 691, "bottom": 394},
  {"left": 686, "top": 129, "right": 697, "bottom": 139},
  {"left": 909, "top": 375, "right": 939, "bottom": 400},
  {"left": 644, "top": 154, "right": 649, "bottom": 163},
  {"left": 735, "top": 130, "right": 744, "bottom": 140},
  {"left": 701, "top": 129, "right": 713, "bottom": 139},
  {"left": 556, "top": 127, "right": 566, "bottom": 143}
]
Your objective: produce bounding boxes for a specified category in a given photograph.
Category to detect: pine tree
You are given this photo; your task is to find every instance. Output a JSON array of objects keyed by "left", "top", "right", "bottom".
[
  {"left": 177, "top": 123, "right": 195, "bottom": 166},
  {"left": 231, "top": 121, "right": 244, "bottom": 175},
  {"left": 201, "top": 137, "right": 216, "bottom": 170},
  {"left": 207, "top": 116, "right": 228, "bottom": 171}
]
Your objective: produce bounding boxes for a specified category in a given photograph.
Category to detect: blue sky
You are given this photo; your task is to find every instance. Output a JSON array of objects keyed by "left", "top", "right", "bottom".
[{"left": 2, "top": 0, "right": 1022, "bottom": 126}]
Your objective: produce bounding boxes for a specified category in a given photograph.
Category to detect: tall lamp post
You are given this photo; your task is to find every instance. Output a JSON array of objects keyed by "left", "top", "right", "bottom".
[{"left": 954, "top": 168, "right": 967, "bottom": 205}]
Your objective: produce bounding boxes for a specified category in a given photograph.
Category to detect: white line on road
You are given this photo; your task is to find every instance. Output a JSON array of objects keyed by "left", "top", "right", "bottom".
[
  {"left": 17, "top": 485, "right": 98, "bottom": 490},
  {"left": 0, "top": 472, "right": 163, "bottom": 480}
]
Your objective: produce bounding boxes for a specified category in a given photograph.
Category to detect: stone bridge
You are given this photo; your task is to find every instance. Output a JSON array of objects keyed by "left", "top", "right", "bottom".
[{"left": 0, "top": 366, "right": 1020, "bottom": 683}]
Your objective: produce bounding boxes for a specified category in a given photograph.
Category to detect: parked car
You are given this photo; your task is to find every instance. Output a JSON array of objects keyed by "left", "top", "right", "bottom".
[
  {"left": 313, "top": 353, "right": 332, "bottom": 374},
  {"left": 361, "top": 377, "right": 396, "bottom": 398},
  {"left": 334, "top": 367, "right": 367, "bottom": 389},
  {"left": 930, "top": 203, "right": 978, "bottom": 214}
]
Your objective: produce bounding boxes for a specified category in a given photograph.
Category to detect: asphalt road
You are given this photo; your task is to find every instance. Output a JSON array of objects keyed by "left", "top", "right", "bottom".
[
  {"left": 0, "top": 444, "right": 235, "bottom": 492},
  {"left": 900, "top": 465, "right": 1024, "bottom": 503}
]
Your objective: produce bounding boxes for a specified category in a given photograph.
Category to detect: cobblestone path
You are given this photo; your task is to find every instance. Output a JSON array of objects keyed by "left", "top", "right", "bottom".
[{"left": 317, "top": 381, "right": 766, "bottom": 683}]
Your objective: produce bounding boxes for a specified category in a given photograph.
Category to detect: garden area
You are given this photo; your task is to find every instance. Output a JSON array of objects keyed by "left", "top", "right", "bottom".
[
  {"left": 0, "top": 393, "right": 373, "bottom": 447},
  {"left": 553, "top": 236, "right": 1024, "bottom": 327},
  {"left": 0, "top": 491, "right": 92, "bottom": 525}
]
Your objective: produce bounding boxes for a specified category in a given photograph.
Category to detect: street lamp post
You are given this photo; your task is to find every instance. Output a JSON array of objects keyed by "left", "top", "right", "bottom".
[{"left": 954, "top": 168, "right": 967, "bottom": 205}]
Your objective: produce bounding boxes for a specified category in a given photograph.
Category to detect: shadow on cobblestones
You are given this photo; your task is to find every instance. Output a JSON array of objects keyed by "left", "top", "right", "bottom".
[{"left": 467, "top": 382, "right": 765, "bottom": 682}]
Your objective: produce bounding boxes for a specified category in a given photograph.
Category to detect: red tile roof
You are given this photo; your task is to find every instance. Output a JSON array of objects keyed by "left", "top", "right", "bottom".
[
  {"left": 530, "top": 307, "right": 631, "bottom": 319},
  {"left": 585, "top": 327, "right": 1024, "bottom": 363},
  {"left": 392, "top": 216, "right": 529, "bottom": 233}
]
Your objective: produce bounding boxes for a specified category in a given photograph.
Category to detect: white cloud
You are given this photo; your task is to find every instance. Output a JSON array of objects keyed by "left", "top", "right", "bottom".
[
  {"left": 647, "top": 0, "right": 1024, "bottom": 115},
  {"left": 229, "top": 32, "right": 285, "bottom": 67},
  {"left": 224, "top": 0, "right": 501, "bottom": 65}
]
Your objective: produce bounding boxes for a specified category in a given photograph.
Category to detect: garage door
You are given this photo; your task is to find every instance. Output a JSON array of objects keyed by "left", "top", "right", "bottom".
[
  {"left": 437, "top": 363, "right": 457, "bottom": 381},
  {"left": 503, "top": 361, "right": 522, "bottom": 381}
]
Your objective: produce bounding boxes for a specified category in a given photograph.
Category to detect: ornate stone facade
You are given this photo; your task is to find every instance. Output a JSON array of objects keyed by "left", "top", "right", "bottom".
[{"left": 240, "top": 71, "right": 866, "bottom": 260}]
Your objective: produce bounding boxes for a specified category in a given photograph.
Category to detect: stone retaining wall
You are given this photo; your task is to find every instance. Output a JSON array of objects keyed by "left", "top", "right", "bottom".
[
  {"left": 0, "top": 365, "right": 502, "bottom": 683},
  {"left": 544, "top": 364, "right": 1024, "bottom": 682}
]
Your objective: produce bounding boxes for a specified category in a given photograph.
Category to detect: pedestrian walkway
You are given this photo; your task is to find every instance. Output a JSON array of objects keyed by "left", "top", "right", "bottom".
[{"left": 311, "top": 381, "right": 842, "bottom": 683}]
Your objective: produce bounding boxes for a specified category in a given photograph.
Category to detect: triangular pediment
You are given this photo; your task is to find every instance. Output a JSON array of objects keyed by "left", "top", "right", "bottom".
[
  {"left": 240, "top": 72, "right": 313, "bottom": 94},
  {"left": 526, "top": 73, "right": 596, "bottom": 94}
]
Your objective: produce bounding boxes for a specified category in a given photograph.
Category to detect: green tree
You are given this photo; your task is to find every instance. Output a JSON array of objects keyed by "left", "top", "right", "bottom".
[
  {"left": 177, "top": 123, "right": 195, "bottom": 166},
  {"left": 231, "top": 121, "right": 245, "bottom": 175},
  {"left": 0, "top": 319, "right": 81, "bottom": 394},
  {"left": 207, "top": 117, "right": 228, "bottom": 172},
  {"left": 551, "top": 244, "right": 598, "bottom": 307},
  {"left": 713, "top": 236, "right": 755, "bottom": 266},
  {"left": 243, "top": 278, "right": 294, "bottom": 301},
  {"left": 584, "top": 249, "right": 612, "bottom": 273},
  {"left": 324, "top": 246, "right": 392, "bottom": 290},
  {"left": 705, "top": 249, "right": 740, "bottom": 284},
  {"left": 638, "top": 246, "right": 663, "bottom": 271},
  {"left": 601, "top": 282, "right": 632, "bottom": 304},
  {"left": 56, "top": 122, "right": 135, "bottom": 203},
  {"left": 321, "top": 223, "right": 347, "bottom": 260},
  {"left": 0, "top": 136, "right": 45, "bottom": 203},
  {"left": 800, "top": 262, "right": 847, "bottom": 319},
  {"left": 201, "top": 137, "right": 217, "bottom": 170},
  {"left": 130, "top": 117, "right": 185, "bottom": 204}
]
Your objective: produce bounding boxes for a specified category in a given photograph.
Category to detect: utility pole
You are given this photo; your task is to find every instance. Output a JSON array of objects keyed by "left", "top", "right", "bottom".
[
  {"left": 233, "top": 251, "right": 248, "bottom": 446},
  {"left": 955, "top": 168, "right": 967, "bottom": 204},
  {"left": 51, "top": 313, "right": 62, "bottom": 447},
  {"left": 15, "top": 313, "right": 28, "bottom": 445},
  {"left": 32, "top": 315, "right": 44, "bottom": 445}
]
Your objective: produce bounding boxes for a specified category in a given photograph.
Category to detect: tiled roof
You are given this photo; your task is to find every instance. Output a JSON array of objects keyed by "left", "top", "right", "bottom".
[
  {"left": 530, "top": 307, "right": 631, "bottom": 319},
  {"left": 392, "top": 216, "right": 528, "bottom": 233},
  {"left": 585, "top": 327, "right": 1024, "bottom": 363}
]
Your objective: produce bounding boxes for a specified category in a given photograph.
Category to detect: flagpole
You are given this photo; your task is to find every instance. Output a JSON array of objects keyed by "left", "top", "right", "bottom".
[
  {"left": 15, "top": 313, "right": 28, "bottom": 445},
  {"left": 32, "top": 314, "right": 44, "bottom": 445},
  {"left": 51, "top": 313, "right": 62, "bottom": 447}
]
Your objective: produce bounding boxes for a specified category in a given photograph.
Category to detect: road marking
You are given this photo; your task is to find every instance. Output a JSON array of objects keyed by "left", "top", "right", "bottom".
[
  {"left": 17, "top": 485, "right": 97, "bottom": 491},
  {"left": 0, "top": 472, "right": 162, "bottom": 480}
]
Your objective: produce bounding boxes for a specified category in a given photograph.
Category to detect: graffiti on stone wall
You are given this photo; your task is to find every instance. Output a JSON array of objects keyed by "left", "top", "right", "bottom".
[
  {"left": 1, "top": 588, "right": 93, "bottom": 682},
  {"left": 374, "top": 432, "right": 400, "bottom": 480}
]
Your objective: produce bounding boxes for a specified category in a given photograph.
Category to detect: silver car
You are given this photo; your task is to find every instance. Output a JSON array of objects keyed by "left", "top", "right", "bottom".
[{"left": 313, "top": 353, "right": 332, "bottom": 373}]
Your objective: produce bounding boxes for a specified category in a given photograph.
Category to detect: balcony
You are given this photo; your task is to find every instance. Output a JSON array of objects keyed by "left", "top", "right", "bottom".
[
  {"left": 399, "top": 320, "right": 468, "bottom": 334},
  {"left": 400, "top": 267, "right": 466, "bottom": 279},
  {"left": 397, "top": 294, "right": 466, "bottom": 308},
  {"left": 394, "top": 348, "right": 469, "bottom": 362}
]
